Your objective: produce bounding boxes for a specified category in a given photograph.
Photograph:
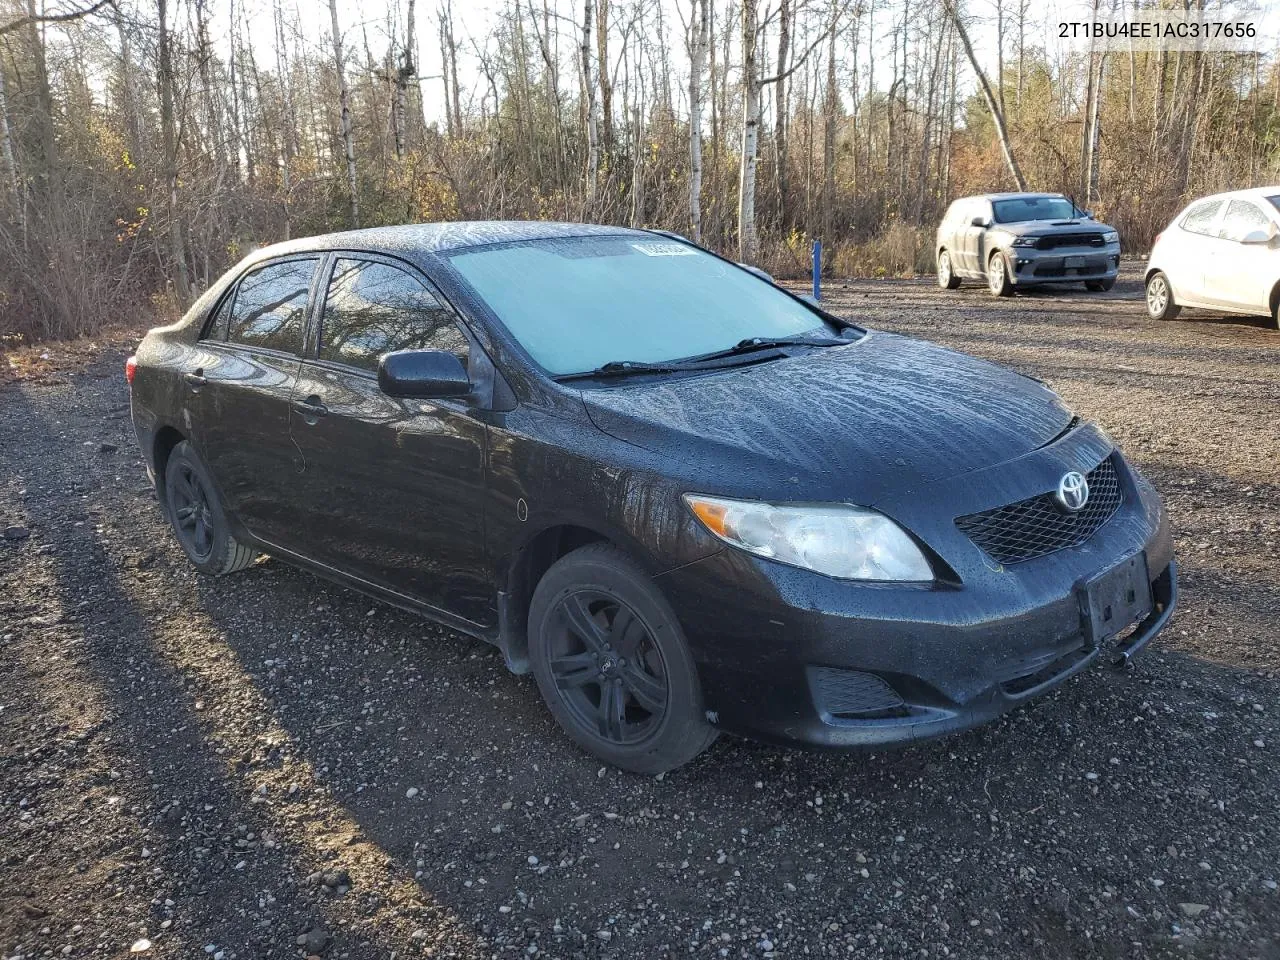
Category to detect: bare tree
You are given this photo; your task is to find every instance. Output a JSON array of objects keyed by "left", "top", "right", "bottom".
[
  {"left": 329, "top": 0, "right": 359, "bottom": 227},
  {"left": 685, "top": 0, "right": 708, "bottom": 241},
  {"left": 943, "top": 0, "right": 1026, "bottom": 190}
]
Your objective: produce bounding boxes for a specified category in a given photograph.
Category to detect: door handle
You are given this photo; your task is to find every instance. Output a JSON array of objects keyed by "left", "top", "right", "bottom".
[
  {"left": 293, "top": 395, "right": 328, "bottom": 420},
  {"left": 183, "top": 369, "right": 207, "bottom": 389}
]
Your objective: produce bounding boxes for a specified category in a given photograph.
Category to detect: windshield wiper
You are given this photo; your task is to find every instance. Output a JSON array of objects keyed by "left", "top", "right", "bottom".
[
  {"left": 679, "top": 335, "right": 846, "bottom": 364},
  {"left": 555, "top": 359, "right": 689, "bottom": 381},
  {"left": 556, "top": 335, "right": 847, "bottom": 382}
]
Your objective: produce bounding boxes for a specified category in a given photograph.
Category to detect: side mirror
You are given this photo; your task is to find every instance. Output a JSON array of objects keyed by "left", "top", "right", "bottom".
[
  {"left": 1240, "top": 227, "right": 1275, "bottom": 245},
  {"left": 970, "top": 216, "right": 989, "bottom": 228},
  {"left": 1082, "top": 210, "right": 1094, "bottom": 219},
  {"left": 378, "top": 349, "right": 470, "bottom": 398},
  {"left": 738, "top": 263, "right": 775, "bottom": 284}
]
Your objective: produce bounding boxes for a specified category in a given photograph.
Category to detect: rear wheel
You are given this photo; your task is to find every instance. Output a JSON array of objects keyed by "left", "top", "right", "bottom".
[
  {"left": 528, "top": 543, "right": 716, "bottom": 774},
  {"left": 937, "top": 249, "right": 961, "bottom": 289},
  {"left": 1086, "top": 278, "right": 1116, "bottom": 292},
  {"left": 163, "top": 440, "right": 259, "bottom": 575},
  {"left": 1145, "top": 271, "right": 1181, "bottom": 321},
  {"left": 987, "top": 252, "right": 1013, "bottom": 297}
]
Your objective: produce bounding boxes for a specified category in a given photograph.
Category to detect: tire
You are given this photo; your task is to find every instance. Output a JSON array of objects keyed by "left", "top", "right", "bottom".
[
  {"left": 528, "top": 543, "right": 717, "bottom": 774},
  {"left": 163, "top": 440, "right": 259, "bottom": 575},
  {"left": 1145, "top": 271, "right": 1181, "bottom": 321},
  {"left": 1086, "top": 278, "right": 1116, "bottom": 292},
  {"left": 937, "top": 249, "right": 961, "bottom": 289},
  {"left": 987, "top": 251, "right": 1014, "bottom": 297}
]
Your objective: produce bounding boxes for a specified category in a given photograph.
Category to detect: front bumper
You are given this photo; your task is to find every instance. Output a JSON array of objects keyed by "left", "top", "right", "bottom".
[
  {"left": 656, "top": 446, "right": 1175, "bottom": 749},
  {"left": 1006, "top": 245, "right": 1120, "bottom": 285}
]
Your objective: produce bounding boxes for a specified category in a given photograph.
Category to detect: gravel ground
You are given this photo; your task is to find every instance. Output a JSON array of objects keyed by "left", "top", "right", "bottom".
[{"left": 2, "top": 273, "right": 1278, "bottom": 960}]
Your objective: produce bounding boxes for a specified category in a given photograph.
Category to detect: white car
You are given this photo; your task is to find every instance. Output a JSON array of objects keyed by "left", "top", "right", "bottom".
[{"left": 1145, "top": 187, "right": 1280, "bottom": 329}]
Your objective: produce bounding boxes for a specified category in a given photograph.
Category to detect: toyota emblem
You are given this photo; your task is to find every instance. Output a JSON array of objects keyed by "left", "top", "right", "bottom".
[{"left": 1056, "top": 471, "right": 1090, "bottom": 512}]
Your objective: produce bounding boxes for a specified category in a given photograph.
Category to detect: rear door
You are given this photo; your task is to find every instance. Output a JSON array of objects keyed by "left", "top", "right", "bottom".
[
  {"left": 191, "top": 256, "right": 321, "bottom": 548},
  {"left": 1205, "top": 198, "right": 1276, "bottom": 312},
  {"left": 288, "top": 255, "right": 493, "bottom": 625}
]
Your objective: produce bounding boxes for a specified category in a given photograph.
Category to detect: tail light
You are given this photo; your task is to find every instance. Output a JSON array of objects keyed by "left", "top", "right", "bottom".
[{"left": 125, "top": 355, "right": 137, "bottom": 385}]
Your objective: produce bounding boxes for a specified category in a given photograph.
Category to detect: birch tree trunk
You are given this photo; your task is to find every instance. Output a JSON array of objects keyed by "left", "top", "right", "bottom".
[
  {"left": 157, "top": 0, "right": 192, "bottom": 303},
  {"left": 943, "top": 0, "right": 1026, "bottom": 190},
  {"left": 738, "top": 0, "right": 760, "bottom": 263},
  {"left": 581, "top": 0, "right": 599, "bottom": 216},
  {"left": 0, "top": 60, "right": 18, "bottom": 204},
  {"left": 329, "top": 0, "right": 360, "bottom": 227},
  {"left": 772, "top": 0, "right": 791, "bottom": 227},
  {"left": 596, "top": 0, "right": 613, "bottom": 156},
  {"left": 686, "top": 0, "right": 708, "bottom": 241}
]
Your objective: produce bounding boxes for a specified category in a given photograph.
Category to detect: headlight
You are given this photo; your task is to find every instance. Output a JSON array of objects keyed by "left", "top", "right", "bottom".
[
  {"left": 1010, "top": 236, "right": 1038, "bottom": 247},
  {"left": 684, "top": 494, "right": 933, "bottom": 582},
  {"left": 1103, "top": 231, "right": 1119, "bottom": 244}
]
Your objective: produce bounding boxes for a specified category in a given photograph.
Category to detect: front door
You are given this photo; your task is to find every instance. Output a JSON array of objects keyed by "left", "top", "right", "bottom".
[
  {"left": 288, "top": 255, "right": 493, "bottom": 625},
  {"left": 191, "top": 256, "right": 321, "bottom": 549}
]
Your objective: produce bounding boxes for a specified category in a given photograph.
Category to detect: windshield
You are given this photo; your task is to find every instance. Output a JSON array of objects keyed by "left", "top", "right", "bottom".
[
  {"left": 992, "top": 197, "right": 1083, "bottom": 223},
  {"left": 445, "top": 235, "right": 838, "bottom": 376}
]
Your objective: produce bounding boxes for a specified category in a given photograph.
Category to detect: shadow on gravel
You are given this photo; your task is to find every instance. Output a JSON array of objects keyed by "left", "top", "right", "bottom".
[
  {"left": 9, "top": 365, "right": 1280, "bottom": 958},
  {"left": 8, "top": 387, "right": 476, "bottom": 959}
]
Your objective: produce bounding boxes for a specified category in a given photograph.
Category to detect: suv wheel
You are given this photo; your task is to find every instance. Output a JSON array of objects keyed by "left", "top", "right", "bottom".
[
  {"left": 937, "top": 250, "right": 961, "bottom": 289},
  {"left": 1145, "top": 271, "right": 1181, "bottom": 321},
  {"left": 163, "top": 440, "right": 259, "bottom": 575},
  {"left": 528, "top": 543, "right": 717, "bottom": 774},
  {"left": 987, "top": 252, "right": 1013, "bottom": 297}
]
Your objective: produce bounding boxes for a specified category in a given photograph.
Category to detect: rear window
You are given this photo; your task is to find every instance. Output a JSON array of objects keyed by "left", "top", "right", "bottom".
[
  {"left": 319, "top": 259, "right": 469, "bottom": 372},
  {"left": 226, "top": 258, "right": 318, "bottom": 354},
  {"left": 1180, "top": 199, "right": 1222, "bottom": 236}
]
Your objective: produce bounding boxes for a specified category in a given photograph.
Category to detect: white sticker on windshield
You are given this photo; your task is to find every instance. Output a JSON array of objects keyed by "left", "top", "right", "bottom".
[{"left": 629, "top": 241, "right": 697, "bottom": 257}]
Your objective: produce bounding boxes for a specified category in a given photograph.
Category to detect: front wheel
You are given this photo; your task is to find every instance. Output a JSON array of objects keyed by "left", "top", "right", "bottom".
[
  {"left": 163, "top": 440, "right": 259, "bottom": 575},
  {"left": 1145, "top": 271, "right": 1181, "bottom": 321},
  {"left": 937, "top": 249, "right": 961, "bottom": 289},
  {"left": 987, "top": 252, "right": 1014, "bottom": 297},
  {"left": 528, "top": 543, "right": 717, "bottom": 774}
]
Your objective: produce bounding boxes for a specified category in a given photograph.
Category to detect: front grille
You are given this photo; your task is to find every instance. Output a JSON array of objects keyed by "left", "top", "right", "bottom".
[
  {"left": 1034, "top": 232, "right": 1105, "bottom": 250},
  {"left": 956, "top": 458, "right": 1123, "bottom": 564}
]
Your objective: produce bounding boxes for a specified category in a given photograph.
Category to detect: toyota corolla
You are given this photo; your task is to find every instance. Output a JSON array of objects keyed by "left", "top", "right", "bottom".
[{"left": 126, "top": 222, "right": 1177, "bottom": 773}]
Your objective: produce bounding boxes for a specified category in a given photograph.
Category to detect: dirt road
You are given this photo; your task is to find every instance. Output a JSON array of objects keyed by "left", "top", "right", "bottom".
[{"left": 3, "top": 275, "right": 1278, "bottom": 960}]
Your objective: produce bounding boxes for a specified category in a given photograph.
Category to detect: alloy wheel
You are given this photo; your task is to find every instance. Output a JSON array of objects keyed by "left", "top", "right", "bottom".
[
  {"left": 988, "top": 256, "right": 1005, "bottom": 292},
  {"left": 170, "top": 462, "right": 215, "bottom": 560},
  {"left": 1147, "top": 276, "right": 1168, "bottom": 317},
  {"left": 938, "top": 252, "right": 951, "bottom": 287},
  {"left": 546, "top": 589, "right": 669, "bottom": 745}
]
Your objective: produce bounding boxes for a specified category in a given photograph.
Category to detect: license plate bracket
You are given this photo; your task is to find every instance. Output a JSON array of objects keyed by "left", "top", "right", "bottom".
[
  {"left": 1080, "top": 553, "right": 1153, "bottom": 646},
  {"left": 1064, "top": 255, "right": 1086, "bottom": 268}
]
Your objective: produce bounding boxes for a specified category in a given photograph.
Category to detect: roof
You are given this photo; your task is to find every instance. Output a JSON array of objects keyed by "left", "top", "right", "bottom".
[
  {"left": 241, "top": 220, "right": 651, "bottom": 264},
  {"left": 977, "top": 192, "right": 1068, "bottom": 201}
]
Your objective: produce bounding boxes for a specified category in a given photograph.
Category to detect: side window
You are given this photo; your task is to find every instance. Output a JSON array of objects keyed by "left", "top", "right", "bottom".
[
  {"left": 202, "top": 289, "right": 235, "bottom": 341},
  {"left": 1181, "top": 200, "right": 1222, "bottom": 236},
  {"left": 319, "top": 259, "right": 470, "bottom": 373},
  {"left": 226, "top": 259, "right": 317, "bottom": 353},
  {"left": 1219, "top": 199, "right": 1270, "bottom": 241}
]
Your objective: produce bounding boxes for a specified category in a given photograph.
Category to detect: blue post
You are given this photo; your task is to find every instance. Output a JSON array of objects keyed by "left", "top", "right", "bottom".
[{"left": 812, "top": 239, "right": 822, "bottom": 301}]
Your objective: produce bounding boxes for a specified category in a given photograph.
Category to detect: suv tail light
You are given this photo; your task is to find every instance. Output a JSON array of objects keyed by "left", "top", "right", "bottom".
[{"left": 125, "top": 355, "right": 137, "bottom": 385}]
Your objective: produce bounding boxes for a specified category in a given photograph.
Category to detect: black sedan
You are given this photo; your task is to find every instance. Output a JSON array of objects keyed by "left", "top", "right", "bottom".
[{"left": 126, "top": 222, "right": 1177, "bottom": 773}]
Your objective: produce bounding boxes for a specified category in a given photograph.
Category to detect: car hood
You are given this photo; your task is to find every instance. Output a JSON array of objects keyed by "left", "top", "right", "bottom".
[
  {"left": 580, "top": 332, "right": 1075, "bottom": 505},
  {"left": 996, "top": 219, "right": 1116, "bottom": 236}
]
